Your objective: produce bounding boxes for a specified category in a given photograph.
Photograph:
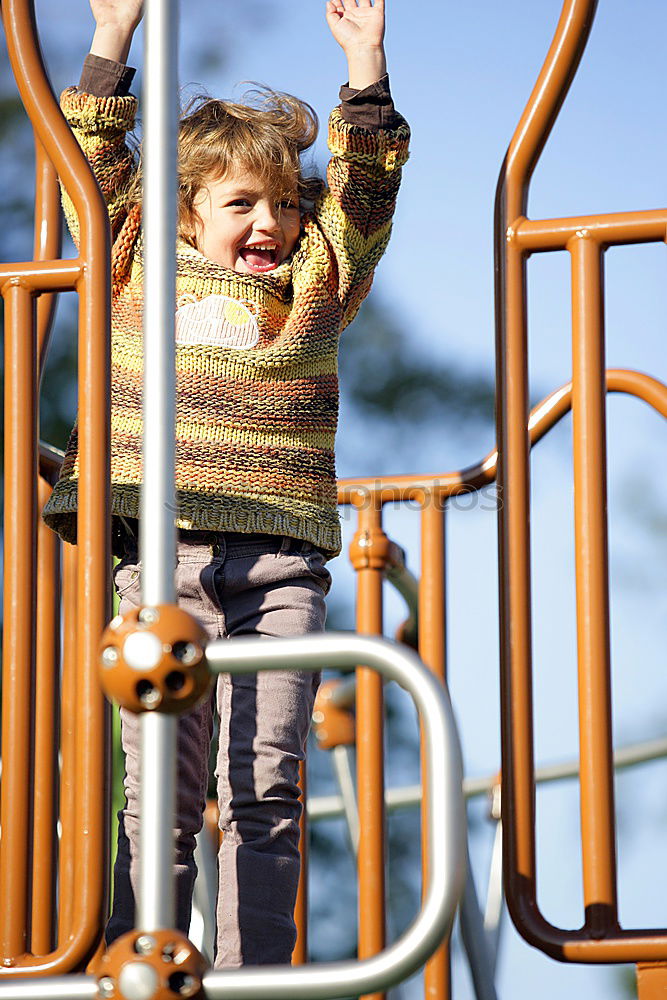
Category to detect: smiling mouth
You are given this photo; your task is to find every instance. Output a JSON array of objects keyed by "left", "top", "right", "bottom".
[{"left": 238, "top": 244, "right": 280, "bottom": 272}]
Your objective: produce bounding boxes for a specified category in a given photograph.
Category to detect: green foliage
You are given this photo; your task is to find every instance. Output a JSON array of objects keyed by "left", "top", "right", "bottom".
[{"left": 0, "top": 95, "right": 25, "bottom": 141}]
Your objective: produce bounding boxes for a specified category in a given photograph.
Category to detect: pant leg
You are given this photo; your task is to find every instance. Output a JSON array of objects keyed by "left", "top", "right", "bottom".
[
  {"left": 214, "top": 538, "right": 329, "bottom": 968},
  {"left": 106, "top": 544, "right": 223, "bottom": 944}
]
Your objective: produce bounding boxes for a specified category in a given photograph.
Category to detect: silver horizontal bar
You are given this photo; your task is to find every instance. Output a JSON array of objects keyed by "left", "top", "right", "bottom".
[
  {"left": 0, "top": 979, "right": 97, "bottom": 999},
  {"left": 0, "top": 633, "right": 465, "bottom": 1000},
  {"left": 203, "top": 631, "right": 466, "bottom": 999},
  {"left": 308, "top": 735, "right": 667, "bottom": 822}
]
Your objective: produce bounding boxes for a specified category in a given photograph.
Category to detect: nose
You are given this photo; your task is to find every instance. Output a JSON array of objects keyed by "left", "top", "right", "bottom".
[{"left": 254, "top": 198, "right": 281, "bottom": 234}]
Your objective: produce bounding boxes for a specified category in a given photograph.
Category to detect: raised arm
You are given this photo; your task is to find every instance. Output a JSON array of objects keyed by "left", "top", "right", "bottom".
[
  {"left": 318, "top": 0, "right": 410, "bottom": 329},
  {"left": 59, "top": 1, "right": 143, "bottom": 250},
  {"left": 325, "top": 0, "right": 386, "bottom": 89},
  {"left": 89, "top": 0, "right": 143, "bottom": 62}
]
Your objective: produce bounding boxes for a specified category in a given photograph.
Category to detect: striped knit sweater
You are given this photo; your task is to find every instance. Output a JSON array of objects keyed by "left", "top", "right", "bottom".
[{"left": 42, "top": 83, "right": 410, "bottom": 557}]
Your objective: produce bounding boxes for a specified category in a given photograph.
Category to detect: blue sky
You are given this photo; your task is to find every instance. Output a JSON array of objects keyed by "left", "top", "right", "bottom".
[{"left": 14, "top": 1, "right": 667, "bottom": 997}]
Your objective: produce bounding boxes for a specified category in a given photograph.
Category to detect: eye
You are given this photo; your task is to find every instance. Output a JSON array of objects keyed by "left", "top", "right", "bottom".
[
  {"left": 279, "top": 198, "right": 297, "bottom": 211},
  {"left": 228, "top": 198, "right": 251, "bottom": 208}
]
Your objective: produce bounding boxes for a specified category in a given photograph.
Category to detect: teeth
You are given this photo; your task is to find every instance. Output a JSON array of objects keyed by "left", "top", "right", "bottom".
[{"left": 244, "top": 244, "right": 277, "bottom": 251}]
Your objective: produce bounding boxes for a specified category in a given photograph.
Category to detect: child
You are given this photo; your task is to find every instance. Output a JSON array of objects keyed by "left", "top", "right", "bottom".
[{"left": 43, "top": 0, "right": 409, "bottom": 969}]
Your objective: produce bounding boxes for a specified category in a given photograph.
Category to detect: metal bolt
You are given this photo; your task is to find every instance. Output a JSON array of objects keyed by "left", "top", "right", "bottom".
[
  {"left": 135, "top": 934, "right": 157, "bottom": 955},
  {"left": 102, "top": 646, "right": 120, "bottom": 667},
  {"left": 138, "top": 684, "right": 161, "bottom": 708},
  {"left": 138, "top": 607, "right": 160, "bottom": 625},
  {"left": 124, "top": 631, "right": 163, "bottom": 670},
  {"left": 98, "top": 977, "right": 115, "bottom": 999},
  {"left": 118, "top": 961, "right": 159, "bottom": 1000}
]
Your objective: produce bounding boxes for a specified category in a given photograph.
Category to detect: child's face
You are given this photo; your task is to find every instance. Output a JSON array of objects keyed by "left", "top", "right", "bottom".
[{"left": 192, "top": 168, "right": 301, "bottom": 274}]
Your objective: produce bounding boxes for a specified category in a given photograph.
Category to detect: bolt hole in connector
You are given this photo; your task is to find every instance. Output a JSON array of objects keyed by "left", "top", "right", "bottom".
[
  {"left": 168, "top": 972, "right": 200, "bottom": 997},
  {"left": 171, "top": 640, "right": 200, "bottom": 665},
  {"left": 136, "top": 679, "right": 161, "bottom": 708},
  {"left": 165, "top": 670, "right": 186, "bottom": 692}
]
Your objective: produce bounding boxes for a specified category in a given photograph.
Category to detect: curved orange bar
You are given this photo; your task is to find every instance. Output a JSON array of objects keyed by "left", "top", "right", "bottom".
[
  {"left": 336, "top": 367, "right": 667, "bottom": 505},
  {"left": 494, "top": 0, "right": 667, "bottom": 968},
  {"left": 1, "top": 0, "right": 111, "bottom": 975}
]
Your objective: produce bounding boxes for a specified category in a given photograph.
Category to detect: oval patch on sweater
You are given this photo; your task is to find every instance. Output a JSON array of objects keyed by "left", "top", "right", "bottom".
[{"left": 175, "top": 295, "right": 259, "bottom": 349}]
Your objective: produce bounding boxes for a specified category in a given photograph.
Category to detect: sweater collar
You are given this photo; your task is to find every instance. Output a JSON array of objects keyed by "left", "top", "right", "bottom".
[{"left": 133, "top": 233, "right": 295, "bottom": 301}]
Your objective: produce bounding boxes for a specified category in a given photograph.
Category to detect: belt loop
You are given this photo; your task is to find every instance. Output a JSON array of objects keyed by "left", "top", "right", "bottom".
[{"left": 280, "top": 536, "right": 291, "bottom": 553}]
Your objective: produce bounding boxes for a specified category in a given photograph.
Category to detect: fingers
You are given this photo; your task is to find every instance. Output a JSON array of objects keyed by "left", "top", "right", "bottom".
[
  {"left": 329, "top": 0, "right": 384, "bottom": 9},
  {"left": 326, "top": 0, "right": 384, "bottom": 14}
]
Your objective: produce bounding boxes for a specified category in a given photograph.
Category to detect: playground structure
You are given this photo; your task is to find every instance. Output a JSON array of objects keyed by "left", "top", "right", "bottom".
[{"left": 0, "top": 0, "right": 666, "bottom": 998}]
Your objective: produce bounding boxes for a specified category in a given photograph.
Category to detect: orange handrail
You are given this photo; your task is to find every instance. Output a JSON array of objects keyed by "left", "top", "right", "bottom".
[
  {"left": 1, "top": 0, "right": 112, "bottom": 975},
  {"left": 493, "top": 0, "right": 667, "bottom": 994}
]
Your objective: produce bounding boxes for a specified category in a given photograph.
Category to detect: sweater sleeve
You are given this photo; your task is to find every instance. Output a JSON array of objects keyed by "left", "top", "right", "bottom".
[
  {"left": 339, "top": 74, "right": 400, "bottom": 131},
  {"left": 59, "top": 81, "right": 138, "bottom": 250},
  {"left": 314, "top": 82, "right": 410, "bottom": 330},
  {"left": 78, "top": 53, "right": 136, "bottom": 98}
]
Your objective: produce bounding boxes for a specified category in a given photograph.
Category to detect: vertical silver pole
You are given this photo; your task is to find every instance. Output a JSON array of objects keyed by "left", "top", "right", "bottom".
[
  {"left": 139, "top": 713, "right": 177, "bottom": 930},
  {"left": 138, "top": 0, "right": 179, "bottom": 932},
  {"left": 141, "top": 0, "right": 177, "bottom": 607}
]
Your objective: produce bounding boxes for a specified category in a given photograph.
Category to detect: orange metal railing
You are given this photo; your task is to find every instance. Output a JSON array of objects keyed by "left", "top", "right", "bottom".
[
  {"left": 4, "top": 0, "right": 667, "bottom": 998},
  {"left": 0, "top": 0, "right": 111, "bottom": 975},
  {"left": 334, "top": 366, "right": 667, "bottom": 999},
  {"left": 493, "top": 0, "right": 667, "bottom": 997}
]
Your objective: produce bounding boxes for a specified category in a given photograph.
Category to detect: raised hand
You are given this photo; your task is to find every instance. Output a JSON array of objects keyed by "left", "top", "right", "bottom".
[
  {"left": 325, "top": 0, "right": 385, "bottom": 53},
  {"left": 90, "top": 0, "right": 143, "bottom": 62},
  {"left": 90, "top": 0, "right": 143, "bottom": 30},
  {"left": 325, "top": 0, "right": 387, "bottom": 90}
]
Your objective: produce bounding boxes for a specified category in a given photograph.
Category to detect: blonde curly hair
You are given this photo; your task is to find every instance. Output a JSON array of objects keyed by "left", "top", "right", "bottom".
[{"left": 124, "top": 85, "right": 324, "bottom": 245}]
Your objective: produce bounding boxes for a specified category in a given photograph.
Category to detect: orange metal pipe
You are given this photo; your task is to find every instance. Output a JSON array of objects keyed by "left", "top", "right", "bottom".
[
  {"left": 495, "top": 0, "right": 667, "bottom": 966},
  {"left": 569, "top": 235, "right": 617, "bottom": 933},
  {"left": 293, "top": 760, "right": 308, "bottom": 965},
  {"left": 637, "top": 964, "right": 667, "bottom": 1000},
  {"left": 336, "top": 368, "right": 666, "bottom": 507},
  {"left": 57, "top": 541, "right": 78, "bottom": 948},
  {"left": 31, "top": 477, "right": 61, "bottom": 955},
  {"left": 497, "top": 226, "right": 537, "bottom": 902},
  {"left": 33, "top": 135, "right": 62, "bottom": 367},
  {"left": 495, "top": 0, "right": 598, "bottom": 944},
  {"left": 502, "top": 0, "right": 597, "bottom": 225},
  {"left": 516, "top": 209, "right": 667, "bottom": 253},
  {"left": 2, "top": 0, "right": 111, "bottom": 973},
  {"left": 0, "top": 260, "right": 81, "bottom": 292},
  {"left": 0, "top": 281, "right": 38, "bottom": 962},
  {"left": 352, "top": 502, "right": 387, "bottom": 1000},
  {"left": 418, "top": 496, "right": 449, "bottom": 1000}
]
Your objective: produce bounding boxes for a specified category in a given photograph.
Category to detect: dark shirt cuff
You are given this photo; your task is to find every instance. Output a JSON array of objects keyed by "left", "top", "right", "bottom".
[
  {"left": 78, "top": 53, "right": 136, "bottom": 98},
  {"left": 339, "top": 73, "right": 399, "bottom": 131}
]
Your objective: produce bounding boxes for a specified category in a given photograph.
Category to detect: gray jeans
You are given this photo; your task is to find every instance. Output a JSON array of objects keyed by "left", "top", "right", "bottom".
[{"left": 106, "top": 530, "right": 330, "bottom": 967}]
